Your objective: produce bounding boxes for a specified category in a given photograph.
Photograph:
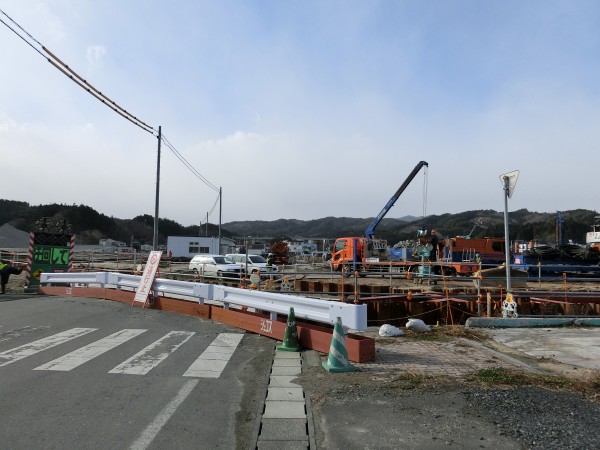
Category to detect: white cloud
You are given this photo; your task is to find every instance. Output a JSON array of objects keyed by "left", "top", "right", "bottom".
[{"left": 86, "top": 45, "right": 106, "bottom": 71}]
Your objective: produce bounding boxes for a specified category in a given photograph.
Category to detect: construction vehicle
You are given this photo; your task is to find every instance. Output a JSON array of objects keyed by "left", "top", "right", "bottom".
[
  {"left": 269, "top": 240, "right": 289, "bottom": 265},
  {"left": 330, "top": 161, "right": 429, "bottom": 273}
]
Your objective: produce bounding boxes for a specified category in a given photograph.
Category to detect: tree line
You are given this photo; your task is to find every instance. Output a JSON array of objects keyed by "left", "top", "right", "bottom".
[{"left": 0, "top": 199, "right": 596, "bottom": 246}]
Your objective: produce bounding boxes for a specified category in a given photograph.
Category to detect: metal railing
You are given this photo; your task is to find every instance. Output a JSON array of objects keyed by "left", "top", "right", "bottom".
[{"left": 40, "top": 271, "right": 368, "bottom": 330}]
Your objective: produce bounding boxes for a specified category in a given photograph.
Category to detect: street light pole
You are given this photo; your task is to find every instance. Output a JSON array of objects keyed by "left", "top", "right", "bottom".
[
  {"left": 500, "top": 170, "right": 519, "bottom": 293},
  {"left": 502, "top": 176, "right": 511, "bottom": 292}
]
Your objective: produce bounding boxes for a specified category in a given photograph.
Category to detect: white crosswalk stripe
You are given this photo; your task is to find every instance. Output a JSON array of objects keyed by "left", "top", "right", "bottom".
[
  {"left": 0, "top": 328, "right": 244, "bottom": 378},
  {"left": 34, "top": 329, "right": 147, "bottom": 372},
  {"left": 183, "top": 333, "right": 244, "bottom": 378},
  {"left": 0, "top": 328, "right": 97, "bottom": 367},
  {"left": 109, "top": 331, "right": 195, "bottom": 375}
]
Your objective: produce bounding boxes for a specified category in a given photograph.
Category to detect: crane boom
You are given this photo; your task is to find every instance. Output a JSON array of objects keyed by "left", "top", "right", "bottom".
[{"left": 364, "top": 160, "right": 428, "bottom": 240}]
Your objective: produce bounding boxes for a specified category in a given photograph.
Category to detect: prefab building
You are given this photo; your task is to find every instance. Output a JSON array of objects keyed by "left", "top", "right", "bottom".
[{"left": 167, "top": 236, "right": 235, "bottom": 259}]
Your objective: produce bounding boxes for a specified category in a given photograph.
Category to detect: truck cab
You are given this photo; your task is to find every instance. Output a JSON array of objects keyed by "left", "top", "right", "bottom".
[
  {"left": 330, "top": 237, "right": 388, "bottom": 272},
  {"left": 331, "top": 237, "right": 364, "bottom": 272}
]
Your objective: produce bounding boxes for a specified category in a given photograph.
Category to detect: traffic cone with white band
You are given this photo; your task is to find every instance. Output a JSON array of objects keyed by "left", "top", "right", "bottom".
[{"left": 322, "top": 317, "right": 356, "bottom": 373}]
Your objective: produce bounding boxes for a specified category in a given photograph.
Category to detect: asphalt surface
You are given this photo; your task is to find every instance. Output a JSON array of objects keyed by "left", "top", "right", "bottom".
[
  {"left": 0, "top": 295, "right": 273, "bottom": 450},
  {"left": 3, "top": 292, "right": 600, "bottom": 449}
]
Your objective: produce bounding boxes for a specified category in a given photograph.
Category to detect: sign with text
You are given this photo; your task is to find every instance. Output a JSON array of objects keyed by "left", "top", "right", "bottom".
[
  {"left": 134, "top": 251, "right": 162, "bottom": 305},
  {"left": 28, "top": 232, "right": 74, "bottom": 288}
]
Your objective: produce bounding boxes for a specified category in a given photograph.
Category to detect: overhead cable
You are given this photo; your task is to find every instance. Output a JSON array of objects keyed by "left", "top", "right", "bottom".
[
  {"left": 0, "top": 8, "right": 155, "bottom": 135},
  {"left": 208, "top": 192, "right": 220, "bottom": 216},
  {"left": 161, "top": 134, "right": 220, "bottom": 192},
  {"left": 2, "top": 7, "right": 221, "bottom": 209}
]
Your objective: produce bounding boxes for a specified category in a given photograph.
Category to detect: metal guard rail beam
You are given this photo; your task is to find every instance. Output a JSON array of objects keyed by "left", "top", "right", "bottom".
[{"left": 40, "top": 272, "right": 367, "bottom": 330}]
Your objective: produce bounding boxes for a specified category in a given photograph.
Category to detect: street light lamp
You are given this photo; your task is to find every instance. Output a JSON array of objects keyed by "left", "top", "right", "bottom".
[{"left": 500, "top": 170, "right": 519, "bottom": 292}]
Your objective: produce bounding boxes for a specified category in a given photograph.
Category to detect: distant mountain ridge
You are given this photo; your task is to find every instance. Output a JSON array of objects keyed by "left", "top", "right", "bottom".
[{"left": 0, "top": 199, "right": 597, "bottom": 246}]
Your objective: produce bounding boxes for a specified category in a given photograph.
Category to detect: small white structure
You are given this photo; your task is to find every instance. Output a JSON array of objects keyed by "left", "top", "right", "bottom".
[
  {"left": 167, "top": 236, "right": 235, "bottom": 259},
  {"left": 99, "top": 238, "right": 127, "bottom": 247}
]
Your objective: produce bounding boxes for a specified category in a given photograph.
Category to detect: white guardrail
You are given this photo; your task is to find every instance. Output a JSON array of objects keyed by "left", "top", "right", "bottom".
[{"left": 40, "top": 272, "right": 367, "bottom": 331}]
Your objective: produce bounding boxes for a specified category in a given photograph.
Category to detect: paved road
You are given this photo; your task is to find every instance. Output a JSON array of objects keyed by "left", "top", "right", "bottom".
[{"left": 0, "top": 295, "right": 273, "bottom": 450}]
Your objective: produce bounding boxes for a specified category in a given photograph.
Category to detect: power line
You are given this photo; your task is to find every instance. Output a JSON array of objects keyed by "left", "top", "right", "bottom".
[
  {"left": 0, "top": 7, "right": 156, "bottom": 135},
  {"left": 161, "top": 134, "right": 220, "bottom": 192},
  {"left": 208, "top": 192, "right": 220, "bottom": 216},
  {"left": 2, "top": 7, "right": 222, "bottom": 218}
]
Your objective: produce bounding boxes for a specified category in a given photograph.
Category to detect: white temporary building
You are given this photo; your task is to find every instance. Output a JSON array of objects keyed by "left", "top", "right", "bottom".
[{"left": 167, "top": 236, "right": 235, "bottom": 258}]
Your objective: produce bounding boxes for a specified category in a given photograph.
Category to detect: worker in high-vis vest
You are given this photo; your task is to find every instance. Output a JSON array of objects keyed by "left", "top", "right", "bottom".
[{"left": 0, "top": 260, "right": 23, "bottom": 294}]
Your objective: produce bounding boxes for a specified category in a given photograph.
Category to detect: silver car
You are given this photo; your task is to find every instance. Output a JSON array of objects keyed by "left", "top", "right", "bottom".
[
  {"left": 189, "top": 254, "right": 242, "bottom": 278},
  {"left": 226, "top": 254, "right": 279, "bottom": 275}
]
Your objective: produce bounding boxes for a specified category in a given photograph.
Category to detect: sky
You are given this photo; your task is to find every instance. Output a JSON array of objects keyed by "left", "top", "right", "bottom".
[{"left": 1, "top": 1, "right": 599, "bottom": 227}]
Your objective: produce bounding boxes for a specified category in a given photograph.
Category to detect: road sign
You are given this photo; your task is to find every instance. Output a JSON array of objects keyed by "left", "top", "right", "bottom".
[
  {"left": 134, "top": 251, "right": 162, "bottom": 306},
  {"left": 27, "top": 232, "right": 74, "bottom": 288},
  {"left": 499, "top": 170, "right": 519, "bottom": 199}
]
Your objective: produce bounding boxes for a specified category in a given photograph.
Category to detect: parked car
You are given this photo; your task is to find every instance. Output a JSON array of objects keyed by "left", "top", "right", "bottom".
[
  {"left": 188, "top": 254, "right": 242, "bottom": 278},
  {"left": 226, "top": 254, "right": 279, "bottom": 275}
]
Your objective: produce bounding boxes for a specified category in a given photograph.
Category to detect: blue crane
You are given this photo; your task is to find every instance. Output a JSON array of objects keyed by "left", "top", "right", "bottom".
[{"left": 364, "top": 160, "right": 428, "bottom": 240}]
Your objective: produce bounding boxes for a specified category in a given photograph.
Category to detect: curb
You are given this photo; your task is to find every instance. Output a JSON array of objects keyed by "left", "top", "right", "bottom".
[{"left": 466, "top": 317, "right": 600, "bottom": 328}]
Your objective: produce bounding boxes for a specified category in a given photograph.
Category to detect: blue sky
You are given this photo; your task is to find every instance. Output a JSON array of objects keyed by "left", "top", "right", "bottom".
[{"left": 1, "top": 1, "right": 599, "bottom": 228}]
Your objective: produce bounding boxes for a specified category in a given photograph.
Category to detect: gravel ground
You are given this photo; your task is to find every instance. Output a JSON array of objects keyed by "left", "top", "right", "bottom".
[
  {"left": 299, "top": 349, "right": 600, "bottom": 450},
  {"left": 465, "top": 386, "right": 600, "bottom": 450}
]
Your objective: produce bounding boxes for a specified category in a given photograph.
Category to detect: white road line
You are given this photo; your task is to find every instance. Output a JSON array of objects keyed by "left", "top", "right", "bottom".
[
  {"left": 0, "top": 328, "right": 97, "bottom": 367},
  {"left": 109, "top": 331, "right": 195, "bottom": 375},
  {"left": 34, "top": 329, "right": 147, "bottom": 371},
  {"left": 129, "top": 379, "right": 199, "bottom": 450},
  {"left": 183, "top": 333, "right": 243, "bottom": 378}
]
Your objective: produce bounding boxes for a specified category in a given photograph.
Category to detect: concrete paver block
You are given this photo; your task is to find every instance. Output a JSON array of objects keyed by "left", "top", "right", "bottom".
[
  {"left": 259, "top": 418, "right": 308, "bottom": 441},
  {"left": 267, "top": 387, "right": 304, "bottom": 401},
  {"left": 258, "top": 440, "right": 308, "bottom": 450},
  {"left": 274, "top": 351, "right": 302, "bottom": 360},
  {"left": 263, "top": 400, "right": 306, "bottom": 419},
  {"left": 269, "top": 375, "right": 300, "bottom": 388},
  {"left": 272, "top": 358, "right": 302, "bottom": 368},
  {"left": 271, "top": 366, "right": 302, "bottom": 376}
]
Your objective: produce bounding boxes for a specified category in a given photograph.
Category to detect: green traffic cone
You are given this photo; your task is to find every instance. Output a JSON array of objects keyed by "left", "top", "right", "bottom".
[
  {"left": 277, "top": 307, "right": 302, "bottom": 352},
  {"left": 322, "top": 317, "right": 356, "bottom": 373}
]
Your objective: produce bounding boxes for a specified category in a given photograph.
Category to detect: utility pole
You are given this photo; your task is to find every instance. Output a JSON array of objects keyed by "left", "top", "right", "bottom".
[
  {"left": 153, "top": 126, "right": 161, "bottom": 251},
  {"left": 218, "top": 187, "right": 222, "bottom": 255}
]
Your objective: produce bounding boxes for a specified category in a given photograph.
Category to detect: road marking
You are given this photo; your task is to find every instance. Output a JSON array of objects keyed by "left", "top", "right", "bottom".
[
  {"left": 34, "top": 329, "right": 146, "bottom": 371},
  {"left": 129, "top": 379, "right": 199, "bottom": 450},
  {"left": 0, "top": 328, "right": 97, "bottom": 367},
  {"left": 109, "top": 331, "right": 195, "bottom": 375},
  {"left": 183, "top": 333, "right": 243, "bottom": 378}
]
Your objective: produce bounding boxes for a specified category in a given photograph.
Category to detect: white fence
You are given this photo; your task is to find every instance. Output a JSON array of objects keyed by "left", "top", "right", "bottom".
[{"left": 40, "top": 271, "right": 367, "bottom": 330}]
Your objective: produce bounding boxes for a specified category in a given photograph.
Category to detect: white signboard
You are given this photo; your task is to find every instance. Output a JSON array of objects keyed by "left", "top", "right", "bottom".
[
  {"left": 134, "top": 251, "right": 162, "bottom": 304},
  {"left": 499, "top": 170, "right": 519, "bottom": 199}
]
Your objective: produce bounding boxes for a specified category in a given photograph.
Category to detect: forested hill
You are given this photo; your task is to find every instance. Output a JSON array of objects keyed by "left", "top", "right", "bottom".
[{"left": 0, "top": 199, "right": 597, "bottom": 246}]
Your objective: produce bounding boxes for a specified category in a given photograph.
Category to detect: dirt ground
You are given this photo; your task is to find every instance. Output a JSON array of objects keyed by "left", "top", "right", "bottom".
[{"left": 298, "top": 329, "right": 600, "bottom": 449}]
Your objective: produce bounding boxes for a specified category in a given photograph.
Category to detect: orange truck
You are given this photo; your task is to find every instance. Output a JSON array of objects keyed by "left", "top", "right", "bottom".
[
  {"left": 330, "top": 161, "right": 429, "bottom": 273},
  {"left": 330, "top": 237, "right": 386, "bottom": 273}
]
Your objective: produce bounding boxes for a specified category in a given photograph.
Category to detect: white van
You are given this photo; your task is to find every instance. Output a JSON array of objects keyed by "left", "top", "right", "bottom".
[
  {"left": 189, "top": 254, "right": 242, "bottom": 278},
  {"left": 226, "top": 254, "right": 279, "bottom": 275}
]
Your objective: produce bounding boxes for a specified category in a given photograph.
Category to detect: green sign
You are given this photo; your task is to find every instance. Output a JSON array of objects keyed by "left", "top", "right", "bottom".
[{"left": 28, "top": 232, "right": 73, "bottom": 287}]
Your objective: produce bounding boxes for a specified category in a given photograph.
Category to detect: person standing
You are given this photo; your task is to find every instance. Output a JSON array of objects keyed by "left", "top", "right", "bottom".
[
  {"left": 0, "top": 260, "right": 23, "bottom": 294},
  {"left": 429, "top": 230, "right": 439, "bottom": 261}
]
